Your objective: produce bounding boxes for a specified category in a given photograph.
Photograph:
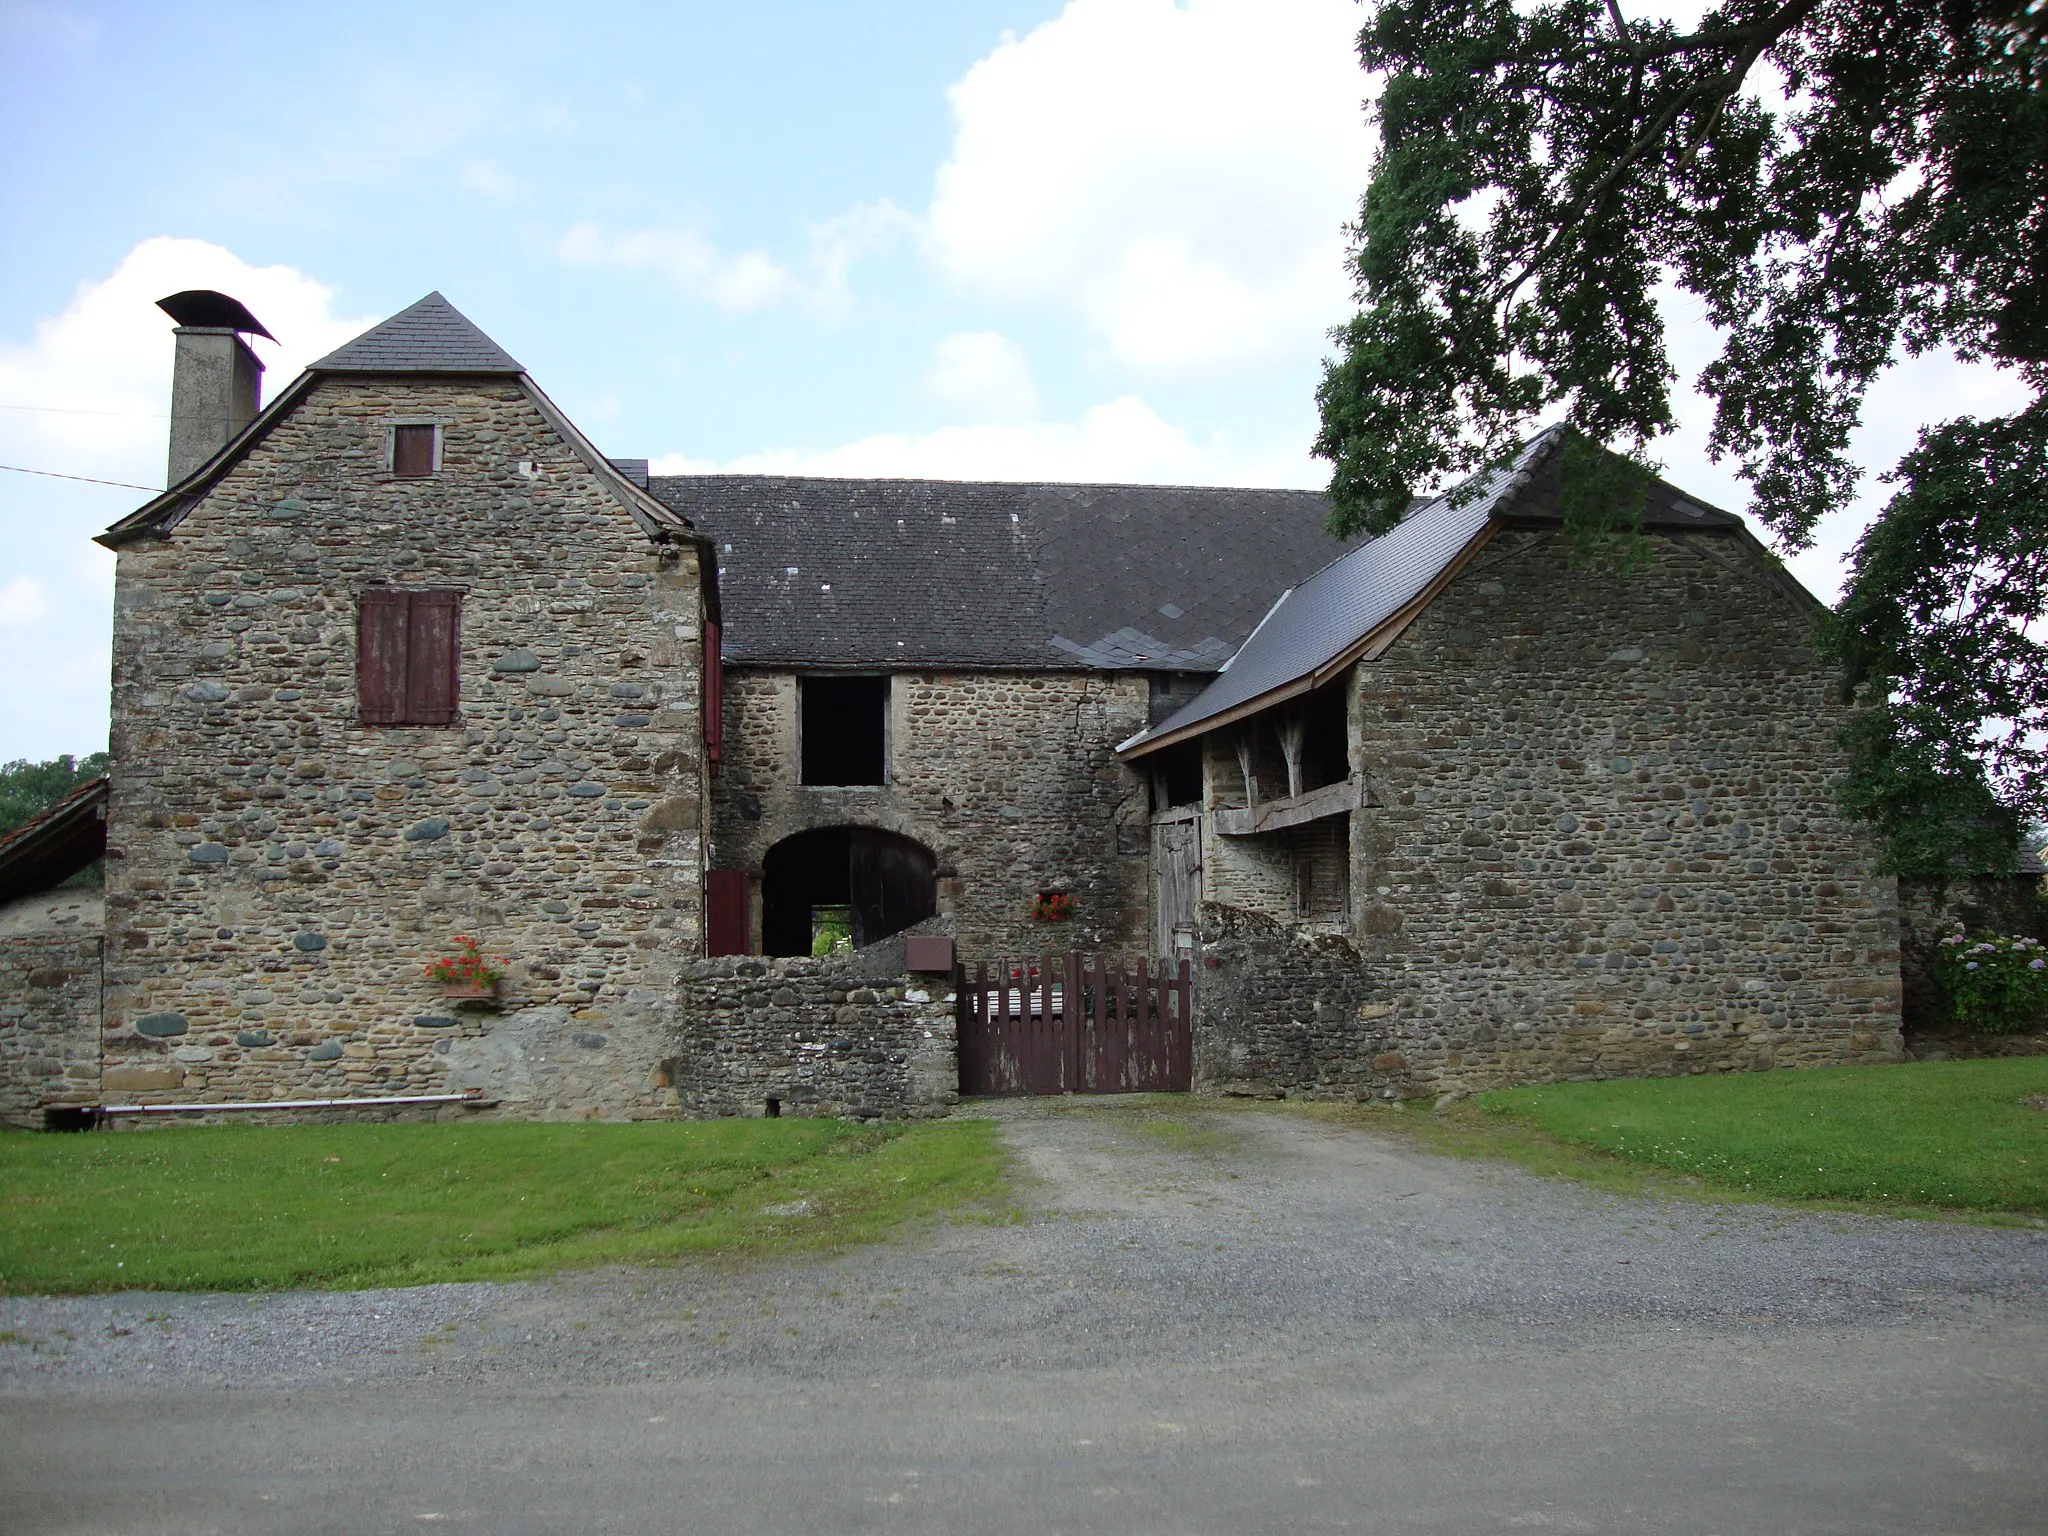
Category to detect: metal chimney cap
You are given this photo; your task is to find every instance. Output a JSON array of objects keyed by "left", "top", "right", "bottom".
[{"left": 155, "top": 290, "right": 275, "bottom": 341}]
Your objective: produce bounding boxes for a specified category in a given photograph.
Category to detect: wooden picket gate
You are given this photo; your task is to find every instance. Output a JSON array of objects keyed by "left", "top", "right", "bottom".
[{"left": 959, "top": 952, "right": 1193, "bottom": 1097}]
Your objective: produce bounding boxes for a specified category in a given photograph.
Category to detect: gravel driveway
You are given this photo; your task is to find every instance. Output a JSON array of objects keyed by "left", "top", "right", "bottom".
[{"left": 4, "top": 1099, "right": 2046, "bottom": 1533}]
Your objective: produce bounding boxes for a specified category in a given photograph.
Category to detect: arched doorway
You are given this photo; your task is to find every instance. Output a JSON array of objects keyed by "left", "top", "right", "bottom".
[{"left": 761, "top": 827, "right": 938, "bottom": 958}]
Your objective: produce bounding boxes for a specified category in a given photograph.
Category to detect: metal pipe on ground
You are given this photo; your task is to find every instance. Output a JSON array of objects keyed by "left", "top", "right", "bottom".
[{"left": 91, "top": 1090, "right": 496, "bottom": 1120}]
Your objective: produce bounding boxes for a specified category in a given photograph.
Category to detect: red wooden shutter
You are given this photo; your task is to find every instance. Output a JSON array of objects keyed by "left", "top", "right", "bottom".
[
  {"left": 406, "top": 590, "right": 461, "bottom": 725},
  {"left": 357, "top": 590, "right": 409, "bottom": 724},
  {"left": 392, "top": 424, "right": 435, "bottom": 477},
  {"left": 702, "top": 620, "right": 723, "bottom": 776},
  {"left": 705, "top": 869, "right": 750, "bottom": 956}
]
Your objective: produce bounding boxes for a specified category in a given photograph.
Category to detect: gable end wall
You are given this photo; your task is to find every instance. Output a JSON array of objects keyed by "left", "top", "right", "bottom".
[
  {"left": 1197, "top": 527, "right": 1901, "bottom": 1097},
  {"left": 100, "top": 377, "right": 707, "bottom": 1118}
]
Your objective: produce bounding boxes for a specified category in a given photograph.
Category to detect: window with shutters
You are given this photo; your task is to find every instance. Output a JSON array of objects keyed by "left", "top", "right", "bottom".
[
  {"left": 357, "top": 589, "right": 461, "bottom": 726},
  {"left": 391, "top": 423, "right": 439, "bottom": 477}
]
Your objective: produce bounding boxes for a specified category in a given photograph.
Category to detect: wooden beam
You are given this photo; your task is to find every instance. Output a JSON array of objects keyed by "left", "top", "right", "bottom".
[{"left": 1212, "top": 775, "right": 1364, "bottom": 836}]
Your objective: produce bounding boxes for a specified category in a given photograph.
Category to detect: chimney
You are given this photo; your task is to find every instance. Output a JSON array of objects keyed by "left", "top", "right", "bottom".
[{"left": 156, "top": 290, "right": 275, "bottom": 487}]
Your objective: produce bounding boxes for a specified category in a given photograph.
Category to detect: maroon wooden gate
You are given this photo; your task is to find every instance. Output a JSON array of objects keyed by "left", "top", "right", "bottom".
[{"left": 959, "top": 952, "right": 1193, "bottom": 1097}]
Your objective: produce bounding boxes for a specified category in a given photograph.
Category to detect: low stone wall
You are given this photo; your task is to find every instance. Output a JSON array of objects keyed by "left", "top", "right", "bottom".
[
  {"left": 0, "top": 892, "right": 104, "bottom": 1129},
  {"left": 1898, "top": 875, "right": 2046, "bottom": 1035},
  {"left": 1193, "top": 903, "right": 1387, "bottom": 1099},
  {"left": 1195, "top": 900, "right": 1884, "bottom": 1102},
  {"left": 669, "top": 953, "right": 958, "bottom": 1119}
]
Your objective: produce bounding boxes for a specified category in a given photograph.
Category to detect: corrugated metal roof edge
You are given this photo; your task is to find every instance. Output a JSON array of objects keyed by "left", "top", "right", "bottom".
[
  {"left": 1115, "top": 431, "right": 1567, "bottom": 758},
  {"left": 1117, "top": 522, "right": 1501, "bottom": 759}
]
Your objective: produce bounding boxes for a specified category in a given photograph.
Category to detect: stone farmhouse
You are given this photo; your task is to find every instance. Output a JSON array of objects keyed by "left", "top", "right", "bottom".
[{"left": 0, "top": 290, "right": 1906, "bottom": 1128}]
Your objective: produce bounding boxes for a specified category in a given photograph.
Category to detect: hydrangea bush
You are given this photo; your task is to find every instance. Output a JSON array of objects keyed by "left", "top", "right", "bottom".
[{"left": 1934, "top": 932, "right": 2048, "bottom": 1034}]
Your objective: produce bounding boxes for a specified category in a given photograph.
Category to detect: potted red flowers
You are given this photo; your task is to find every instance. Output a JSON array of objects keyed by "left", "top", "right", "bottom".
[
  {"left": 426, "top": 936, "right": 506, "bottom": 1005},
  {"left": 1030, "top": 891, "right": 1076, "bottom": 923}
]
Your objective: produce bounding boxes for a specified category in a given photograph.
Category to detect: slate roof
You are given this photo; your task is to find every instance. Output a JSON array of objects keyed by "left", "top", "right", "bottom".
[
  {"left": 1120, "top": 429, "right": 1750, "bottom": 755},
  {"left": 311, "top": 292, "right": 524, "bottom": 374},
  {"left": 647, "top": 475, "right": 1357, "bottom": 671}
]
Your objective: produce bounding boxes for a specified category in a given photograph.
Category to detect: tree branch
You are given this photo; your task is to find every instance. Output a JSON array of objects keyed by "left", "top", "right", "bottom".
[{"left": 1489, "top": 0, "right": 1821, "bottom": 306}]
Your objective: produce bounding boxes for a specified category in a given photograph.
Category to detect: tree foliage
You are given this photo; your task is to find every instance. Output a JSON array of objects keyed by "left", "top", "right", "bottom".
[
  {"left": 0, "top": 754, "right": 110, "bottom": 838},
  {"left": 1317, "top": 0, "right": 2048, "bottom": 875},
  {"left": 0, "top": 755, "right": 111, "bottom": 889}
]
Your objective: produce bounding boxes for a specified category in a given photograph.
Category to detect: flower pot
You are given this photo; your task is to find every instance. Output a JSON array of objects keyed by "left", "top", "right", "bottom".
[{"left": 438, "top": 982, "right": 501, "bottom": 1008}]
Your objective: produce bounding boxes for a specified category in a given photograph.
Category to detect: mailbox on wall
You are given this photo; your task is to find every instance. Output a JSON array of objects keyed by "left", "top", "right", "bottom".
[{"left": 903, "top": 935, "right": 955, "bottom": 974}]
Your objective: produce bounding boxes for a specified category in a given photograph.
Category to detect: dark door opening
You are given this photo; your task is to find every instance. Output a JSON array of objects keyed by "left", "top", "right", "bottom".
[
  {"left": 761, "top": 826, "right": 937, "bottom": 957},
  {"left": 801, "top": 676, "right": 887, "bottom": 786}
]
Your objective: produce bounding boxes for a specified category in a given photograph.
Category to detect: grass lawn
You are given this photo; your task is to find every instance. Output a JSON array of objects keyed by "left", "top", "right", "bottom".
[
  {"left": 0, "top": 1117, "right": 1006, "bottom": 1295},
  {"left": 1398, "top": 1057, "right": 2048, "bottom": 1217}
]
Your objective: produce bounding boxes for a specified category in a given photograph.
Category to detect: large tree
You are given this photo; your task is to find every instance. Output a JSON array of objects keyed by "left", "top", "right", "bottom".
[{"left": 1315, "top": 0, "right": 2048, "bottom": 877}]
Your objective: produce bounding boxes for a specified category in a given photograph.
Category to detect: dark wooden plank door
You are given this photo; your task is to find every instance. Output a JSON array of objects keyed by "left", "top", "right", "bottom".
[
  {"left": 1151, "top": 812, "right": 1202, "bottom": 964},
  {"left": 849, "top": 830, "right": 937, "bottom": 949},
  {"left": 705, "top": 870, "right": 750, "bottom": 956}
]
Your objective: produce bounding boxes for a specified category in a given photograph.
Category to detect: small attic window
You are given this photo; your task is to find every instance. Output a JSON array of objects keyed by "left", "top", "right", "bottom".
[{"left": 392, "top": 424, "right": 438, "bottom": 478}]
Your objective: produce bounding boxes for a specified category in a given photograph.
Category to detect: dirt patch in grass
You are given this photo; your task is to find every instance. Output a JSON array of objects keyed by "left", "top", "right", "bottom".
[{"left": 0, "top": 1117, "right": 1009, "bottom": 1295}]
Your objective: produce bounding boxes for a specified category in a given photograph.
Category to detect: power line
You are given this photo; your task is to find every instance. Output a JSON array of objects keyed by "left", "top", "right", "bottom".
[
  {"left": 0, "top": 463, "right": 159, "bottom": 491},
  {"left": 0, "top": 402, "right": 170, "bottom": 419}
]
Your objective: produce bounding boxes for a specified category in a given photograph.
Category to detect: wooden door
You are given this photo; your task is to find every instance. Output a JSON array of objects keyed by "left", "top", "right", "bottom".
[
  {"left": 849, "top": 829, "right": 936, "bottom": 948},
  {"left": 1151, "top": 810, "right": 1202, "bottom": 962}
]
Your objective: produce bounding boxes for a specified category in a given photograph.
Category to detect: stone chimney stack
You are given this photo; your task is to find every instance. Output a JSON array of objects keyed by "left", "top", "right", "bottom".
[{"left": 156, "top": 290, "right": 274, "bottom": 487}]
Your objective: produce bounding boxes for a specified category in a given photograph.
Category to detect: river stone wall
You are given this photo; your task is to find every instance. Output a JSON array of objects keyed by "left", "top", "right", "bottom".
[
  {"left": 0, "top": 892, "right": 103, "bottom": 1128},
  {"left": 1340, "top": 526, "right": 1900, "bottom": 1090},
  {"left": 669, "top": 953, "right": 959, "bottom": 1118},
  {"left": 712, "top": 669, "right": 1152, "bottom": 956},
  {"left": 1193, "top": 526, "right": 1901, "bottom": 1101},
  {"left": 100, "top": 376, "right": 708, "bottom": 1119}
]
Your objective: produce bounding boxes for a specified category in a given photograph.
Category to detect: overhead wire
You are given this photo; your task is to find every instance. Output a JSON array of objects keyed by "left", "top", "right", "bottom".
[{"left": 0, "top": 464, "right": 160, "bottom": 491}]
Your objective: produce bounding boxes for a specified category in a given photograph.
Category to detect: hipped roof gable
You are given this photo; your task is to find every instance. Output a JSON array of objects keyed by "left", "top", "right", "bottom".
[
  {"left": 310, "top": 291, "right": 524, "bottom": 374},
  {"left": 98, "top": 294, "right": 696, "bottom": 555}
]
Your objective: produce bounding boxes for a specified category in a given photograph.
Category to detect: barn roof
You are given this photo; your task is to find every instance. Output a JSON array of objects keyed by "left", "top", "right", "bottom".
[
  {"left": 646, "top": 475, "right": 1357, "bottom": 671},
  {"left": 1119, "top": 430, "right": 1751, "bottom": 757}
]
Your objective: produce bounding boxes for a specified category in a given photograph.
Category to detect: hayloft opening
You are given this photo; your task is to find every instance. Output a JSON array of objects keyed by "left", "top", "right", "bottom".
[
  {"left": 1150, "top": 741, "right": 1203, "bottom": 811},
  {"left": 800, "top": 675, "right": 887, "bottom": 786},
  {"left": 1297, "top": 682, "right": 1349, "bottom": 793},
  {"left": 761, "top": 826, "right": 936, "bottom": 957}
]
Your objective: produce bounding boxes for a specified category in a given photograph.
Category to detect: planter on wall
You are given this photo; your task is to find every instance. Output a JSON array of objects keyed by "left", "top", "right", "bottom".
[{"left": 438, "top": 983, "right": 502, "bottom": 1008}]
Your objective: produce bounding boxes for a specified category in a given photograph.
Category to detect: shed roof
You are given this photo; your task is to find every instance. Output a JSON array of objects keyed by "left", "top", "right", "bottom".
[
  {"left": 310, "top": 292, "right": 524, "bottom": 374},
  {"left": 1119, "top": 429, "right": 1751, "bottom": 756},
  {"left": 0, "top": 776, "right": 108, "bottom": 905},
  {"left": 646, "top": 475, "right": 1356, "bottom": 671}
]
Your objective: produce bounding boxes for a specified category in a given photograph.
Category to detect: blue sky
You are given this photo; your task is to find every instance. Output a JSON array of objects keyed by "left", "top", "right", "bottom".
[{"left": 0, "top": 0, "right": 2027, "bottom": 762}]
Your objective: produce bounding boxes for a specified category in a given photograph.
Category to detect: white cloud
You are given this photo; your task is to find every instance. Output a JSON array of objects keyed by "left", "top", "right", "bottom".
[
  {"left": 0, "top": 235, "right": 376, "bottom": 492},
  {"left": 925, "top": 0, "right": 1371, "bottom": 370},
  {"left": 0, "top": 575, "right": 49, "bottom": 628},
  {"left": 925, "top": 331, "right": 1039, "bottom": 421},
  {"left": 650, "top": 394, "right": 1317, "bottom": 488},
  {"left": 559, "top": 199, "right": 910, "bottom": 321},
  {"left": 460, "top": 159, "right": 519, "bottom": 198},
  {"left": 0, "top": 237, "right": 372, "bottom": 759},
  {"left": 1654, "top": 286, "right": 2034, "bottom": 605},
  {"left": 559, "top": 223, "right": 794, "bottom": 314}
]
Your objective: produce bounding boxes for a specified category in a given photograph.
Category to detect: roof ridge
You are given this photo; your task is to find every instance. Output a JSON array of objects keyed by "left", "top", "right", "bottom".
[
  {"left": 648, "top": 471, "right": 1330, "bottom": 497},
  {"left": 311, "top": 292, "right": 523, "bottom": 375}
]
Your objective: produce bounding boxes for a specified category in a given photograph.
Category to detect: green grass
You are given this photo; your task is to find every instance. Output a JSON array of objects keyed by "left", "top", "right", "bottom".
[
  {"left": 0, "top": 1117, "right": 1007, "bottom": 1295},
  {"left": 1431, "top": 1058, "right": 2048, "bottom": 1215}
]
